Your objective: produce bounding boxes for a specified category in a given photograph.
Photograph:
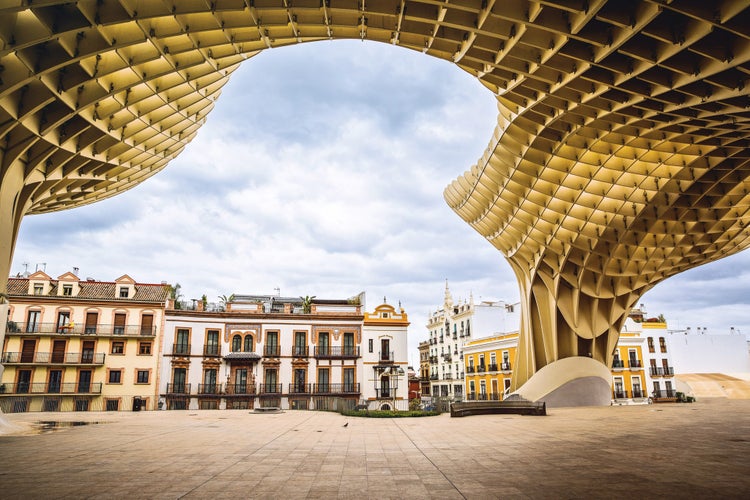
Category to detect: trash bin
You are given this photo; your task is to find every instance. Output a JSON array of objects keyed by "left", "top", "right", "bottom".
[{"left": 132, "top": 397, "right": 142, "bottom": 411}]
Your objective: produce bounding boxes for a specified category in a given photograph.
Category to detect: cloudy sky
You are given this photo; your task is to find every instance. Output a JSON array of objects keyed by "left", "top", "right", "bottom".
[{"left": 11, "top": 40, "right": 750, "bottom": 363}]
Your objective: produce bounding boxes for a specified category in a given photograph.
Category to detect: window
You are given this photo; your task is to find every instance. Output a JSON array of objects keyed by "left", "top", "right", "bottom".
[
  {"left": 369, "top": 339, "right": 373, "bottom": 353},
  {"left": 114, "top": 313, "right": 126, "bottom": 335},
  {"left": 62, "top": 284, "right": 73, "bottom": 296},
  {"left": 111, "top": 341, "right": 124, "bottom": 354},
  {"left": 659, "top": 337, "right": 667, "bottom": 353},
  {"left": 33, "top": 283, "right": 43, "bottom": 295},
  {"left": 106, "top": 399, "right": 119, "bottom": 411},
  {"left": 56, "top": 311, "right": 71, "bottom": 333},
  {"left": 139, "top": 342, "right": 152, "bottom": 355},
  {"left": 265, "top": 331, "right": 279, "bottom": 356},
  {"left": 119, "top": 287, "right": 129, "bottom": 298},
  {"left": 136, "top": 370, "right": 150, "bottom": 384},
  {"left": 294, "top": 331, "right": 306, "bottom": 356},
  {"left": 232, "top": 334, "right": 242, "bottom": 352},
  {"left": 108, "top": 370, "right": 122, "bottom": 384},
  {"left": 244, "top": 335, "right": 253, "bottom": 352},
  {"left": 205, "top": 330, "right": 219, "bottom": 356},
  {"left": 175, "top": 328, "right": 190, "bottom": 355},
  {"left": 647, "top": 337, "right": 655, "bottom": 353}
]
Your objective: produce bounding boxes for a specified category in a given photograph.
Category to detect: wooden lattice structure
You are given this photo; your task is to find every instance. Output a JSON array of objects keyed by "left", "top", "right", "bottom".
[{"left": 1, "top": 1, "right": 750, "bottom": 389}]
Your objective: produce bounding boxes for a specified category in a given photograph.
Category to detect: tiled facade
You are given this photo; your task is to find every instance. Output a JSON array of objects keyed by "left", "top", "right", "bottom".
[{"left": 0, "top": 272, "right": 168, "bottom": 412}]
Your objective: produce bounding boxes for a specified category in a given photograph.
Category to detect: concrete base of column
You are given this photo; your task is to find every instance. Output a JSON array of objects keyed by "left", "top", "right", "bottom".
[{"left": 510, "top": 356, "right": 612, "bottom": 407}]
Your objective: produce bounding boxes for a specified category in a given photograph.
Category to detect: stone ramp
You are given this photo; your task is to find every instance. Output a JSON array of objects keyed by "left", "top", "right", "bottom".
[{"left": 678, "top": 373, "right": 750, "bottom": 399}]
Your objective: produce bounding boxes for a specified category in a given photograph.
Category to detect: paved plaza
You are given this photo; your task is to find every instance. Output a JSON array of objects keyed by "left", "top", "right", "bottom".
[{"left": 1, "top": 398, "right": 749, "bottom": 499}]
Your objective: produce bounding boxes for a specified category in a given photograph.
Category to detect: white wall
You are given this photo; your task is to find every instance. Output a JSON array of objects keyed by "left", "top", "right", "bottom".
[{"left": 668, "top": 333, "right": 750, "bottom": 373}]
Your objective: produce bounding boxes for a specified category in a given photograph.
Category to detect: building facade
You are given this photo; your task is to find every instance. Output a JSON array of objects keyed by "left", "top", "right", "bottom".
[
  {"left": 418, "top": 340, "right": 430, "bottom": 397},
  {"left": 463, "top": 333, "right": 517, "bottom": 400},
  {"left": 1, "top": 272, "right": 168, "bottom": 412},
  {"left": 426, "top": 282, "right": 520, "bottom": 400},
  {"left": 160, "top": 293, "right": 409, "bottom": 411}
]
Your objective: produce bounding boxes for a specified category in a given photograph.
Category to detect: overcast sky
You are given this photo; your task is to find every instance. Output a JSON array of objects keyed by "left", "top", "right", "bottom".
[{"left": 11, "top": 40, "right": 750, "bottom": 364}]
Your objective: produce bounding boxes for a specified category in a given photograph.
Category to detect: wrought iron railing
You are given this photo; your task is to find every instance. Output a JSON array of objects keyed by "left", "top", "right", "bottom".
[{"left": 1, "top": 352, "right": 105, "bottom": 364}]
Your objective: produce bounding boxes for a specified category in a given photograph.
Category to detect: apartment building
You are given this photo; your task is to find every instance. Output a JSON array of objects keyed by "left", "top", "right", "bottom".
[
  {"left": 160, "top": 293, "right": 409, "bottom": 410},
  {"left": 0, "top": 271, "right": 168, "bottom": 412}
]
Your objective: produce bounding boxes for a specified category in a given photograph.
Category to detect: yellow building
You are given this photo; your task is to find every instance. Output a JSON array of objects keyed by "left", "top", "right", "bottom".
[
  {"left": 463, "top": 333, "right": 518, "bottom": 401},
  {"left": 610, "top": 331, "right": 648, "bottom": 402},
  {"left": 1, "top": 271, "right": 168, "bottom": 412},
  {"left": 463, "top": 326, "right": 650, "bottom": 403}
]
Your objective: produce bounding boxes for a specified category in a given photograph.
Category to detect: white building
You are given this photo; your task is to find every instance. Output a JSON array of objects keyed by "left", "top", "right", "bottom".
[
  {"left": 426, "top": 282, "right": 519, "bottom": 400},
  {"left": 159, "top": 293, "right": 409, "bottom": 410}
]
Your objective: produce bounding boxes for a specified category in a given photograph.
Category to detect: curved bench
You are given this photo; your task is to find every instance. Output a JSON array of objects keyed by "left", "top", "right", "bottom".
[{"left": 450, "top": 400, "right": 546, "bottom": 418}]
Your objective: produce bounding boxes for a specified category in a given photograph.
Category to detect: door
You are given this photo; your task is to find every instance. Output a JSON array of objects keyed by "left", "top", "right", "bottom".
[
  {"left": 85, "top": 312, "right": 98, "bottom": 334},
  {"left": 344, "top": 332, "right": 354, "bottom": 356},
  {"left": 175, "top": 329, "right": 189, "bottom": 355},
  {"left": 140, "top": 314, "right": 153, "bottom": 335},
  {"left": 206, "top": 330, "right": 219, "bottom": 356},
  {"left": 17, "top": 370, "right": 31, "bottom": 393},
  {"left": 48, "top": 370, "right": 62, "bottom": 393},
  {"left": 317, "top": 368, "right": 329, "bottom": 392},
  {"left": 81, "top": 341, "right": 95, "bottom": 363},
  {"left": 265, "top": 369, "right": 278, "bottom": 392},
  {"left": 379, "top": 375, "right": 389, "bottom": 398},
  {"left": 114, "top": 313, "right": 126, "bottom": 334},
  {"left": 78, "top": 370, "right": 92, "bottom": 392},
  {"left": 614, "top": 378, "right": 624, "bottom": 398},
  {"left": 173, "top": 368, "right": 186, "bottom": 393},
  {"left": 56, "top": 311, "right": 71, "bottom": 333},
  {"left": 380, "top": 338, "right": 390, "bottom": 362},
  {"left": 26, "top": 310, "right": 40, "bottom": 332},
  {"left": 344, "top": 368, "right": 354, "bottom": 393},
  {"left": 52, "top": 340, "right": 66, "bottom": 363},
  {"left": 491, "top": 379, "right": 499, "bottom": 400},
  {"left": 294, "top": 331, "right": 306, "bottom": 356},
  {"left": 294, "top": 369, "right": 306, "bottom": 392},
  {"left": 203, "top": 369, "right": 217, "bottom": 393},
  {"left": 235, "top": 368, "right": 247, "bottom": 394},
  {"left": 318, "top": 332, "right": 329, "bottom": 356},
  {"left": 21, "top": 339, "right": 36, "bottom": 363},
  {"left": 632, "top": 378, "right": 642, "bottom": 398}
]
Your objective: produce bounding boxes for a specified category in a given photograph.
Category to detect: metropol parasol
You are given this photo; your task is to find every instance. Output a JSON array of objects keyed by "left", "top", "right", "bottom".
[{"left": 1, "top": 0, "right": 749, "bottom": 402}]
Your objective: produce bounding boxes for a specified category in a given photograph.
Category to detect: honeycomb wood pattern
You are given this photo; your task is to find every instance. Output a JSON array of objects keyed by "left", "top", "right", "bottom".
[{"left": 1, "top": 1, "right": 749, "bottom": 389}]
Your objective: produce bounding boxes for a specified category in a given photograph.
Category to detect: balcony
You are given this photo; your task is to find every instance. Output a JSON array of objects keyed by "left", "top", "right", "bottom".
[
  {"left": 263, "top": 345, "right": 280, "bottom": 357},
  {"left": 429, "top": 356, "right": 438, "bottom": 364},
  {"left": 172, "top": 344, "right": 191, "bottom": 356},
  {"left": 292, "top": 345, "right": 309, "bottom": 357},
  {"left": 313, "top": 346, "right": 360, "bottom": 359},
  {"left": 488, "top": 363, "right": 498, "bottom": 372},
  {"left": 288, "top": 383, "right": 311, "bottom": 394},
  {"left": 443, "top": 354, "right": 452, "bottom": 362},
  {"left": 629, "top": 360, "right": 643, "bottom": 369},
  {"left": 439, "top": 336, "right": 444, "bottom": 343},
  {"left": 225, "top": 383, "right": 256, "bottom": 395},
  {"left": 477, "top": 365, "right": 486, "bottom": 373},
  {"left": 198, "top": 383, "right": 222, "bottom": 395},
  {"left": 612, "top": 360, "right": 625, "bottom": 369},
  {"left": 375, "top": 387, "right": 396, "bottom": 399},
  {"left": 379, "top": 351, "right": 394, "bottom": 363},
  {"left": 0, "top": 382, "right": 102, "bottom": 394},
  {"left": 443, "top": 373, "right": 452, "bottom": 380},
  {"left": 259, "top": 383, "right": 283, "bottom": 394},
  {"left": 6, "top": 322, "right": 156, "bottom": 337},
  {"left": 613, "top": 390, "right": 628, "bottom": 399},
  {"left": 650, "top": 366, "right": 674, "bottom": 377},
  {"left": 632, "top": 388, "right": 644, "bottom": 398},
  {"left": 429, "top": 374, "right": 439, "bottom": 380},
  {"left": 166, "top": 383, "right": 191, "bottom": 394},
  {"left": 203, "top": 345, "right": 220, "bottom": 357},
  {"left": 312, "top": 383, "right": 360, "bottom": 394},
  {"left": 467, "top": 366, "right": 475, "bottom": 374},
  {"left": 1, "top": 352, "right": 105, "bottom": 365},
  {"left": 501, "top": 362, "right": 511, "bottom": 371}
]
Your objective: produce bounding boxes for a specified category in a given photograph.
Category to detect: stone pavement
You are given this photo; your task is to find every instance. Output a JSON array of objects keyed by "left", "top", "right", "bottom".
[{"left": 0, "top": 398, "right": 748, "bottom": 499}]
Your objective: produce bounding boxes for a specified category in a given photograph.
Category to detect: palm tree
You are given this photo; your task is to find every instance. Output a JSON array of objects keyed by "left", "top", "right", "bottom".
[
  {"left": 218, "top": 294, "right": 235, "bottom": 312},
  {"left": 300, "top": 295, "right": 316, "bottom": 314},
  {"left": 166, "top": 283, "right": 183, "bottom": 309}
]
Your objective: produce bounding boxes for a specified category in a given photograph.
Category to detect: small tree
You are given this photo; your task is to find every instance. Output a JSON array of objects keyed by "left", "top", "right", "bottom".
[
  {"left": 165, "top": 283, "right": 183, "bottom": 309},
  {"left": 218, "top": 294, "right": 235, "bottom": 312},
  {"left": 300, "top": 295, "right": 316, "bottom": 314}
]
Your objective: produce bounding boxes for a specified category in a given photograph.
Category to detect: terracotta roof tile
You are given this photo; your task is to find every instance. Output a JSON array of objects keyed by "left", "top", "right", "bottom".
[{"left": 5, "top": 278, "right": 169, "bottom": 303}]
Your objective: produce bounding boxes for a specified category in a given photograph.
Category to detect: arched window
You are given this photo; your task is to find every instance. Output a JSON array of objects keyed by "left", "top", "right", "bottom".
[
  {"left": 244, "top": 335, "right": 253, "bottom": 352},
  {"left": 232, "top": 335, "right": 241, "bottom": 352}
]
